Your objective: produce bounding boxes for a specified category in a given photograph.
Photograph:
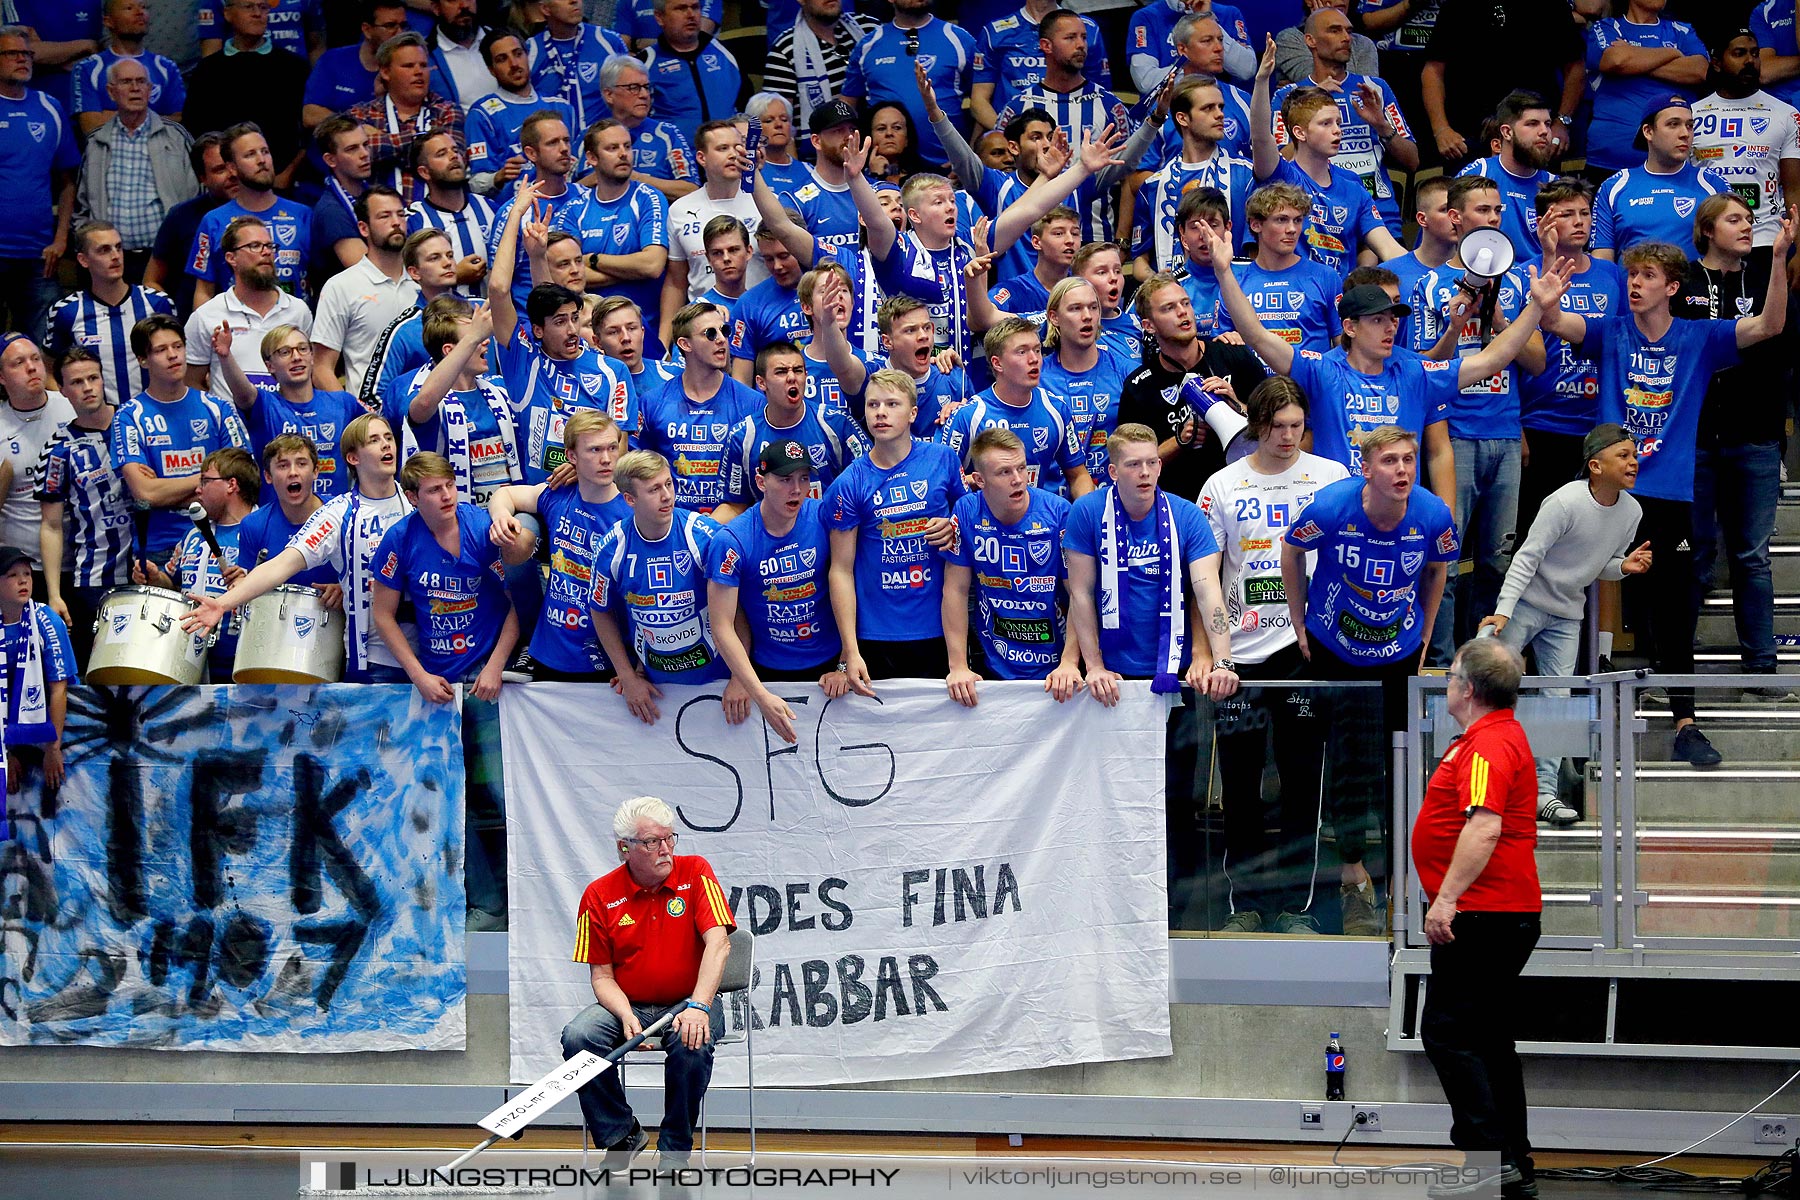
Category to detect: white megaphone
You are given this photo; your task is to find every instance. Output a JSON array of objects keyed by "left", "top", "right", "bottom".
[
  {"left": 1456, "top": 227, "right": 1515, "bottom": 298},
  {"left": 1177, "top": 373, "right": 1251, "bottom": 461}
]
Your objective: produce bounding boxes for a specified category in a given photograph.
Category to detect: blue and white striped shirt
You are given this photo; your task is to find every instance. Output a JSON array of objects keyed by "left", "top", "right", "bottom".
[
  {"left": 45, "top": 285, "right": 177, "bottom": 407},
  {"left": 407, "top": 193, "right": 498, "bottom": 296},
  {"left": 994, "top": 80, "right": 1135, "bottom": 242},
  {"left": 34, "top": 421, "right": 133, "bottom": 588}
]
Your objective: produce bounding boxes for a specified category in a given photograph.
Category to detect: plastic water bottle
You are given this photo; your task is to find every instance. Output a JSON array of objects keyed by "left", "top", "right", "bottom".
[{"left": 1326, "top": 1033, "right": 1346, "bottom": 1100}]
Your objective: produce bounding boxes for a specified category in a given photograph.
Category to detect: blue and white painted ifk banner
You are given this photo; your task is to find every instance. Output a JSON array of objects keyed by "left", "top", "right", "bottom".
[
  {"left": 503, "top": 681, "right": 1173, "bottom": 1087},
  {"left": 0, "top": 686, "right": 467, "bottom": 1051}
]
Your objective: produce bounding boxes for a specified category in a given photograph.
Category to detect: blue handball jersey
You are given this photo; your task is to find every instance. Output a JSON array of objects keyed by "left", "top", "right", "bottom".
[
  {"left": 1, "top": 604, "right": 76, "bottom": 744},
  {"left": 843, "top": 18, "right": 977, "bottom": 164},
  {"left": 528, "top": 25, "right": 633, "bottom": 130},
  {"left": 528, "top": 484, "right": 632, "bottom": 673},
  {"left": 189, "top": 196, "right": 313, "bottom": 299},
  {"left": 1521, "top": 257, "right": 1623, "bottom": 436},
  {"left": 822, "top": 439, "right": 968, "bottom": 642},
  {"left": 71, "top": 49, "right": 186, "bottom": 118},
  {"left": 1061, "top": 486, "right": 1218, "bottom": 678},
  {"left": 637, "top": 375, "right": 764, "bottom": 512},
  {"left": 1040, "top": 346, "right": 1131, "bottom": 478},
  {"left": 729, "top": 278, "right": 807, "bottom": 363},
  {"left": 707, "top": 499, "right": 842, "bottom": 671},
  {"left": 1753, "top": 0, "right": 1800, "bottom": 109},
  {"left": 167, "top": 515, "right": 246, "bottom": 662},
  {"left": 1287, "top": 476, "right": 1458, "bottom": 665},
  {"left": 975, "top": 7, "right": 1112, "bottom": 116},
  {"left": 784, "top": 176, "right": 859, "bottom": 255},
  {"left": 111, "top": 388, "right": 251, "bottom": 556},
  {"left": 1217, "top": 257, "right": 1343, "bottom": 355},
  {"left": 491, "top": 323, "right": 639, "bottom": 484},
  {"left": 720, "top": 404, "right": 867, "bottom": 506},
  {"left": 1267, "top": 158, "right": 1384, "bottom": 284},
  {"left": 1288, "top": 348, "right": 1457, "bottom": 476},
  {"left": 199, "top": 0, "right": 319, "bottom": 58},
  {"left": 1584, "top": 17, "right": 1707, "bottom": 173},
  {"left": 946, "top": 487, "right": 1071, "bottom": 680},
  {"left": 1271, "top": 73, "right": 1412, "bottom": 232},
  {"left": 465, "top": 91, "right": 579, "bottom": 182},
  {"left": 35, "top": 423, "right": 133, "bottom": 589},
  {"left": 1582, "top": 313, "right": 1739, "bottom": 501},
  {"left": 0, "top": 89, "right": 80, "bottom": 259},
  {"left": 373, "top": 504, "right": 511, "bottom": 679},
  {"left": 555, "top": 181, "right": 669, "bottom": 349},
  {"left": 243, "top": 387, "right": 365, "bottom": 500},
  {"left": 1592, "top": 164, "right": 1729, "bottom": 255},
  {"left": 235, "top": 503, "right": 335, "bottom": 587},
  {"left": 625, "top": 116, "right": 698, "bottom": 184},
  {"left": 590, "top": 507, "right": 728, "bottom": 683},
  {"left": 939, "top": 388, "right": 1087, "bottom": 494},
  {"left": 1458, "top": 157, "right": 1552, "bottom": 257},
  {"left": 1131, "top": 153, "right": 1256, "bottom": 274},
  {"left": 1408, "top": 264, "right": 1530, "bottom": 440}
]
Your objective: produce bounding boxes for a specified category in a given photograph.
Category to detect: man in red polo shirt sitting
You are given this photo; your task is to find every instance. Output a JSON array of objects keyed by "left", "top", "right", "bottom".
[
  {"left": 561, "top": 795, "right": 736, "bottom": 1167},
  {"left": 1411, "top": 637, "right": 1542, "bottom": 1200}
]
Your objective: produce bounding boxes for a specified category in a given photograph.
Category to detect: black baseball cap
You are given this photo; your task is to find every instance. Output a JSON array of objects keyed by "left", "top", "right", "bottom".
[
  {"left": 758, "top": 438, "right": 814, "bottom": 476},
  {"left": 0, "top": 545, "right": 31, "bottom": 575},
  {"left": 809, "top": 99, "right": 859, "bottom": 135},
  {"left": 1337, "top": 285, "right": 1411, "bottom": 320}
]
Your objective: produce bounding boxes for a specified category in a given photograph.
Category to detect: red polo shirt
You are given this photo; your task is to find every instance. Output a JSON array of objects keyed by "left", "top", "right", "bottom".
[
  {"left": 1410, "top": 708, "right": 1541, "bottom": 912},
  {"left": 571, "top": 855, "right": 736, "bottom": 1004}
]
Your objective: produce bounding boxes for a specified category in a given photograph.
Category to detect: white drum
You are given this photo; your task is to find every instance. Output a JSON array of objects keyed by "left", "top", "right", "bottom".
[
  {"left": 88, "top": 586, "right": 209, "bottom": 685},
  {"left": 232, "top": 585, "right": 345, "bottom": 684}
]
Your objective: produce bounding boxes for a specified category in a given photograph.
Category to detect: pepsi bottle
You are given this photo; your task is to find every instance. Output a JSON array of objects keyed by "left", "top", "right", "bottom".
[{"left": 1326, "top": 1033, "right": 1346, "bottom": 1100}]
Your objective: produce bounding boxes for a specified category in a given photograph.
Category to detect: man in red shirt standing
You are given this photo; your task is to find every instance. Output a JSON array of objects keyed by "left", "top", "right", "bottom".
[
  {"left": 1411, "top": 637, "right": 1542, "bottom": 1200},
  {"left": 561, "top": 795, "right": 736, "bottom": 1167}
]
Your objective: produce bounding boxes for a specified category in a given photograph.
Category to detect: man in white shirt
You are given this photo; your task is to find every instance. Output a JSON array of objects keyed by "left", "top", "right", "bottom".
[
  {"left": 312, "top": 185, "right": 422, "bottom": 396},
  {"left": 1692, "top": 28, "right": 1800, "bottom": 264},
  {"left": 662, "top": 119, "right": 768, "bottom": 348},
  {"left": 425, "top": 0, "right": 493, "bottom": 108},
  {"left": 0, "top": 336, "right": 76, "bottom": 577},
  {"left": 184, "top": 215, "right": 314, "bottom": 392}
]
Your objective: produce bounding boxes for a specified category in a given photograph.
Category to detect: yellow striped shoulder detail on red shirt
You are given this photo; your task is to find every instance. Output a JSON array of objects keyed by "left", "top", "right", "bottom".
[{"left": 1468, "top": 752, "right": 1491, "bottom": 809}]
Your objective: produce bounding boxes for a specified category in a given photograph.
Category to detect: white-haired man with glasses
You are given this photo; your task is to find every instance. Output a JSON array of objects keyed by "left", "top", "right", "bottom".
[{"left": 561, "top": 795, "right": 736, "bottom": 1168}]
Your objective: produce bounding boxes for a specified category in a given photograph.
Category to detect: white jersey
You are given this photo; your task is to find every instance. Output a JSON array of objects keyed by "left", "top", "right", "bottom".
[
  {"left": 667, "top": 188, "right": 769, "bottom": 300},
  {"left": 1198, "top": 451, "right": 1349, "bottom": 664},
  {"left": 1691, "top": 90, "right": 1800, "bottom": 247},
  {"left": 291, "top": 486, "right": 414, "bottom": 670}
]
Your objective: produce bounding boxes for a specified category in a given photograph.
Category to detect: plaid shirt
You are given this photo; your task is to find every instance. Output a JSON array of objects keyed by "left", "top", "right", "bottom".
[
  {"left": 343, "top": 93, "right": 467, "bottom": 199},
  {"left": 103, "top": 121, "right": 165, "bottom": 249}
]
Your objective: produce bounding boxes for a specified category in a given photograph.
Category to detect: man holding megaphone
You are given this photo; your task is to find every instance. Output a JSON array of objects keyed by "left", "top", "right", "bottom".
[{"left": 1410, "top": 176, "right": 1547, "bottom": 659}]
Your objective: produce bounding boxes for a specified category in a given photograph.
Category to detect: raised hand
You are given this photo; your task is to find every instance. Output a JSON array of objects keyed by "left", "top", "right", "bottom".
[
  {"left": 1774, "top": 205, "right": 1796, "bottom": 258},
  {"left": 971, "top": 215, "right": 993, "bottom": 258},
  {"left": 1621, "top": 540, "right": 1653, "bottom": 575},
  {"left": 1352, "top": 81, "right": 1388, "bottom": 132},
  {"left": 1078, "top": 124, "right": 1127, "bottom": 174},
  {"left": 210, "top": 321, "right": 234, "bottom": 360},
  {"left": 915, "top": 60, "right": 943, "bottom": 122},
  {"left": 841, "top": 130, "right": 870, "bottom": 176},
  {"left": 1256, "top": 33, "right": 1277, "bottom": 83},
  {"left": 1038, "top": 130, "right": 1070, "bottom": 178}
]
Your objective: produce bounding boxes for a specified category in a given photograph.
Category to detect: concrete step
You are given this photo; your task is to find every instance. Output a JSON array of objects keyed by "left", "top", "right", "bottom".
[
  {"left": 1589, "top": 764, "right": 1800, "bottom": 824},
  {"left": 1695, "top": 611, "right": 1800, "bottom": 647},
  {"left": 1777, "top": 504, "right": 1800, "bottom": 538},
  {"left": 1638, "top": 725, "right": 1800, "bottom": 761}
]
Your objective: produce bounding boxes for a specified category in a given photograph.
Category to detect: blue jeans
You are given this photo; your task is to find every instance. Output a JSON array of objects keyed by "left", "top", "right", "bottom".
[
  {"left": 561, "top": 1000, "right": 724, "bottom": 1152},
  {"left": 1496, "top": 598, "right": 1580, "bottom": 799},
  {"left": 1451, "top": 438, "right": 1523, "bottom": 646},
  {"left": 1691, "top": 441, "right": 1780, "bottom": 672}
]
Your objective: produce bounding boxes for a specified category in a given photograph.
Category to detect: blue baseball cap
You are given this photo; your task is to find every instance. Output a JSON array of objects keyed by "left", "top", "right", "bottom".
[{"left": 1634, "top": 94, "right": 1692, "bottom": 149}]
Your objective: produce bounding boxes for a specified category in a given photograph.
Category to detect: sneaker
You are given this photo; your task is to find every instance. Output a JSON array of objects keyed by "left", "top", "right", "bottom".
[
  {"left": 1672, "top": 724, "right": 1724, "bottom": 767},
  {"left": 1426, "top": 1163, "right": 1523, "bottom": 1199},
  {"left": 501, "top": 648, "right": 535, "bottom": 684},
  {"left": 1536, "top": 795, "right": 1579, "bottom": 827},
  {"left": 658, "top": 1151, "right": 692, "bottom": 1171},
  {"left": 1272, "top": 911, "right": 1321, "bottom": 935},
  {"left": 603, "top": 1120, "right": 648, "bottom": 1168},
  {"left": 1340, "top": 881, "right": 1385, "bottom": 936},
  {"left": 1745, "top": 684, "right": 1798, "bottom": 701},
  {"left": 1639, "top": 685, "right": 1669, "bottom": 705},
  {"left": 1218, "top": 910, "right": 1262, "bottom": 933}
]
